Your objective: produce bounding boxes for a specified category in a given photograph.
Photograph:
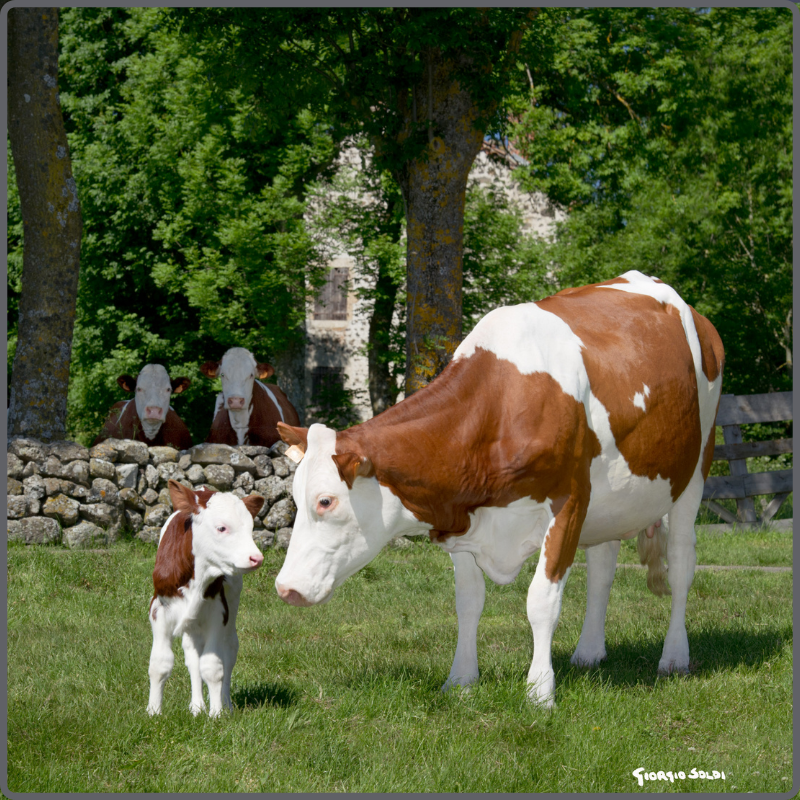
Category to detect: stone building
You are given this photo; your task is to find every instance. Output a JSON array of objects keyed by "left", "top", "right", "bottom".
[{"left": 301, "top": 140, "right": 565, "bottom": 424}]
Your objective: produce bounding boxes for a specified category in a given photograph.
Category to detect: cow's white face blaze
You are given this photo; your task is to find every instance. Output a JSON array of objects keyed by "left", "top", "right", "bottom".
[
  {"left": 125, "top": 364, "right": 174, "bottom": 440},
  {"left": 210, "top": 348, "right": 274, "bottom": 412},
  {"left": 275, "top": 424, "right": 416, "bottom": 606}
]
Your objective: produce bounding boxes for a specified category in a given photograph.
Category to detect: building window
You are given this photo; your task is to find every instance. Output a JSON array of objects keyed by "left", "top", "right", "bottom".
[{"left": 313, "top": 267, "right": 349, "bottom": 320}]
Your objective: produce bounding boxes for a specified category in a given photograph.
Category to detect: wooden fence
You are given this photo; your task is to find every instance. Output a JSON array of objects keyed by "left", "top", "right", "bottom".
[{"left": 701, "top": 391, "right": 793, "bottom": 527}]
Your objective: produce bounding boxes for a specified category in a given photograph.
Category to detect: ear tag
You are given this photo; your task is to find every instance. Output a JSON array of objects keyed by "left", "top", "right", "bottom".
[{"left": 285, "top": 445, "right": 305, "bottom": 464}]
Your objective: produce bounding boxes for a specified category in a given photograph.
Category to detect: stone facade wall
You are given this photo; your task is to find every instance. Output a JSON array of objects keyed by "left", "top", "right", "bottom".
[{"left": 7, "top": 437, "right": 298, "bottom": 550}]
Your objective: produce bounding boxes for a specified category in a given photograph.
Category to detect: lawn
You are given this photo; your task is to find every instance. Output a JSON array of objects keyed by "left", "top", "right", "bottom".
[{"left": 5, "top": 527, "right": 793, "bottom": 793}]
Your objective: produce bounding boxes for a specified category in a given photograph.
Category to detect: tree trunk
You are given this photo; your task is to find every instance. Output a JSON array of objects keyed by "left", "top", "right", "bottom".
[
  {"left": 394, "top": 53, "right": 488, "bottom": 395},
  {"left": 8, "top": 8, "right": 82, "bottom": 442},
  {"left": 367, "top": 261, "right": 401, "bottom": 415}
]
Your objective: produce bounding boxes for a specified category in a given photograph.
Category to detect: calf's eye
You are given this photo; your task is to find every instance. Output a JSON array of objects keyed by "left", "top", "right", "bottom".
[
  {"left": 216, "top": 525, "right": 228, "bottom": 533},
  {"left": 316, "top": 496, "right": 337, "bottom": 514}
]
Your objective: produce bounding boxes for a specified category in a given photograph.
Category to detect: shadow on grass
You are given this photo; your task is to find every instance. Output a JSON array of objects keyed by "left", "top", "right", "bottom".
[
  {"left": 232, "top": 681, "right": 299, "bottom": 710},
  {"left": 554, "top": 624, "right": 791, "bottom": 690}
]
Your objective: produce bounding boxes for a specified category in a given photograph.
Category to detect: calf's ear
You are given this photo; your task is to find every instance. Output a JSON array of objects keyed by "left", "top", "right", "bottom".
[
  {"left": 242, "top": 494, "right": 265, "bottom": 519},
  {"left": 117, "top": 375, "right": 137, "bottom": 393},
  {"left": 277, "top": 422, "right": 308, "bottom": 452},
  {"left": 200, "top": 361, "right": 220, "bottom": 379},
  {"left": 171, "top": 377, "right": 191, "bottom": 394},
  {"left": 256, "top": 362, "right": 275, "bottom": 380},
  {"left": 168, "top": 479, "right": 198, "bottom": 514},
  {"left": 332, "top": 452, "right": 375, "bottom": 490}
]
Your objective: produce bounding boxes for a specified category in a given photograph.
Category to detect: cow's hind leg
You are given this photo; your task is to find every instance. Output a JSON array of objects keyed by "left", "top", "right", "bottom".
[
  {"left": 526, "top": 549, "right": 570, "bottom": 709},
  {"left": 659, "top": 475, "right": 702, "bottom": 675},
  {"left": 442, "top": 551, "right": 485, "bottom": 691},
  {"left": 147, "top": 605, "right": 174, "bottom": 716},
  {"left": 571, "top": 539, "right": 621, "bottom": 667}
]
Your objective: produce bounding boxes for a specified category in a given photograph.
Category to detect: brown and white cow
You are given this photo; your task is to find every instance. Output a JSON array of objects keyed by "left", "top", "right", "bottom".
[
  {"left": 273, "top": 271, "right": 725, "bottom": 708},
  {"left": 201, "top": 347, "right": 300, "bottom": 447},
  {"left": 94, "top": 364, "right": 192, "bottom": 450}
]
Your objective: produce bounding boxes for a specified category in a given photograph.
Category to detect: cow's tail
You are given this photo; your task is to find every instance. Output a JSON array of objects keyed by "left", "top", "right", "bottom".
[{"left": 637, "top": 515, "right": 670, "bottom": 597}]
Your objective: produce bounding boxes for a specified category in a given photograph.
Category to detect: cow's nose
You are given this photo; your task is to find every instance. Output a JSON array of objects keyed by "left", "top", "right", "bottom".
[
  {"left": 249, "top": 552, "right": 264, "bottom": 569},
  {"left": 144, "top": 406, "right": 164, "bottom": 419},
  {"left": 276, "top": 583, "right": 313, "bottom": 607},
  {"left": 227, "top": 396, "right": 246, "bottom": 409}
]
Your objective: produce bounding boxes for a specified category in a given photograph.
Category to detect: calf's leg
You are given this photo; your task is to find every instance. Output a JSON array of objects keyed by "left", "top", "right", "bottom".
[
  {"left": 182, "top": 632, "right": 207, "bottom": 716},
  {"left": 442, "top": 551, "right": 485, "bottom": 691},
  {"left": 147, "top": 606, "right": 174, "bottom": 716},
  {"left": 571, "top": 539, "right": 620, "bottom": 667},
  {"left": 659, "top": 475, "right": 702, "bottom": 674}
]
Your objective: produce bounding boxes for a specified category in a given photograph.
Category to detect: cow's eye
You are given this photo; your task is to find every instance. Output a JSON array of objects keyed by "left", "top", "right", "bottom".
[
  {"left": 216, "top": 525, "right": 228, "bottom": 534},
  {"left": 316, "top": 496, "right": 337, "bottom": 514}
]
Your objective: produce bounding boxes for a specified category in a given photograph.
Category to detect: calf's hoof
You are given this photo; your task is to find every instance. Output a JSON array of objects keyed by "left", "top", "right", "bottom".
[
  {"left": 570, "top": 649, "right": 606, "bottom": 668},
  {"left": 441, "top": 674, "right": 478, "bottom": 694},
  {"left": 146, "top": 705, "right": 161, "bottom": 717}
]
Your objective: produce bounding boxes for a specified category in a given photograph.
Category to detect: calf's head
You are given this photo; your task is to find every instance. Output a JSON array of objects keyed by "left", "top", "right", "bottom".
[
  {"left": 201, "top": 348, "right": 274, "bottom": 412},
  {"left": 118, "top": 364, "right": 190, "bottom": 439},
  {"left": 274, "top": 423, "right": 414, "bottom": 607},
  {"left": 167, "top": 479, "right": 265, "bottom": 577}
]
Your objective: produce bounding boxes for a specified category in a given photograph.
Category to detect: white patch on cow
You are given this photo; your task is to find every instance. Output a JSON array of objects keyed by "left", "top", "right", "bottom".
[
  {"left": 581, "top": 391, "right": 674, "bottom": 546},
  {"left": 134, "top": 364, "right": 173, "bottom": 441},
  {"left": 632, "top": 384, "right": 650, "bottom": 412},
  {"left": 257, "top": 381, "right": 285, "bottom": 423},
  {"left": 437, "top": 497, "right": 553, "bottom": 585},
  {"left": 453, "top": 303, "right": 588, "bottom": 402}
]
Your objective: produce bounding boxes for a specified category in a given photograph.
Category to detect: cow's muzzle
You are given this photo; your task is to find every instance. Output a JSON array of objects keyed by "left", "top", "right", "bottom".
[
  {"left": 275, "top": 583, "right": 315, "bottom": 607},
  {"left": 227, "top": 396, "right": 246, "bottom": 410},
  {"left": 144, "top": 406, "right": 164, "bottom": 420}
]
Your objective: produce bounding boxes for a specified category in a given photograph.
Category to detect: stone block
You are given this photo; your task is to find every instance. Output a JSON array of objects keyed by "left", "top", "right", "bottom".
[
  {"left": 115, "top": 463, "right": 139, "bottom": 490},
  {"left": 253, "top": 455, "right": 274, "bottom": 477},
  {"left": 144, "top": 464, "right": 159, "bottom": 489},
  {"left": 124, "top": 509, "right": 144, "bottom": 533},
  {"left": 8, "top": 516, "right": 61, "bottom": 545},
  {"left": 272, "top": 456, "right": 291, "bottom": 478},
  {"left": 240, "top": 446, "right": 269, "bottom": 457},
  {"left": 89, "top": 442, "right": 118, "bottom": 462},
  {"left": 62, "top": 460, "right": 90, "bottom": 486},
  {"left": 149, "top": 446, "right": 179, "bottom": 466},
  {"left": 253, "top": 475, "right": 286, "bottom": 505},
  {"left": 7, "top": 453, "right": 23, "bottom": 480},
  {"left": 137, "top": 526, "right": 161, "bottom": 545},
  {"left": 22, "top": 461, "right": 41, "bottom": 478},
  {"left": 79, "top": 502, "right": 120, "bottom": 527},
  {"left": 178, "top": 453, "right": 192, "bottom": 471},
  {"left": 8, "top": 437, "right": 47, "bottom": 463},
  {"left": 23, "top": 474, "right": 47, "bottom": 501},
  {"left": 142, "top": 488, "right": 159, "bottom": 505},
  {"left": 43, "top": 494, "right": 80, "bottom": 527},
  {"left": 48, "top": 441, "right": 90, "bottom": 462},
  {"left": 63, "top": 521, "right": 106, "bottom": 549},
  {"left": 119, "top": 488, "right": 146, "bottom": 513},
  {"left": 103, "top": 438, "right": 149, "bottom": 465},
  {"left": 144, "top": 504, "right": 171, "bottom": 528},
  {"left": 90, "top": 458, "right": 117, "bottom": 481},
  {"left": 190, "top": 443, "right": 239, "bottom": 466},
  {"left": 185, "top": 464, "right": 205, "bottom": 483},
  {"left": 253, "top": 528, "right": 275, "bottom": 549},
  {"left": 232, "top": 471, "right": 255, "bottom": 493},
  {"left": 7, "top": 478, "right": 23, "bottom": 496},
  {"left": 265, "top": 497, "right": 296, "bottom": 531},
  {"left": 275, "top": 527, "right": 293, "bottom": 549},
  {"left": 7, "top": 495, "right": 31, "bottom": 519},
  {"left": 229, "top": 451, "right": 257, "bottom": 474},
  {"left": 203, "top": 464, "right": 235, "bottom": 491}
]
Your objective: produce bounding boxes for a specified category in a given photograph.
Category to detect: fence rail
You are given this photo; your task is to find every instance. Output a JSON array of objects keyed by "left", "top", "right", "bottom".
[{"left": 702, "top": 391, "right": 793, "bottom": 527}]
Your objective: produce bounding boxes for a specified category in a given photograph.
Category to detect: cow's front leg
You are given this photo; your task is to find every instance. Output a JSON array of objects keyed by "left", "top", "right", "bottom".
[
  {"left": 659, "top": 476, "right": 701, "bottom": 675},
  {"left": 526, "top": 543, "right": 571, "bottom": 708},
  {"left": 442, "top": 551, "right": 485, "bottom": 692},
  {"left": 571, "top": 539, "right": 620, "bottom": 667}
]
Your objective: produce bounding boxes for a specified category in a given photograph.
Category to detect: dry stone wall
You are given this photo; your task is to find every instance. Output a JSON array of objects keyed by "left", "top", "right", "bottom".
[{"left": 7, "top": 437, "right": 298, "bottom": 550}]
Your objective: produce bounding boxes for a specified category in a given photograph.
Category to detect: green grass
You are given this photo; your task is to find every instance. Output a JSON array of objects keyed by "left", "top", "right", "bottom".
[{"left": 6, "top": 533, "right": 793, "bottom": 793}]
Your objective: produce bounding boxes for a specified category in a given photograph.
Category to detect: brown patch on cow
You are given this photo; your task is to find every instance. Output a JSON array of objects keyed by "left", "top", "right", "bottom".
[
  {"left": 337, "top": 351, "right": 601, "bottom": 581},
  {"left": 689, "top": 306, "right": 725, "bottom": 383},
  {"left": 204, "top": 576, "right": 229, "bottom": 626},
  {"left": 200, "top": 361, "right": 221, "bottom": 379},
  {"left": 206, "top": 382, "right": 301, "bottom": 447},
  {"left": 153, "top": 513, "right": 194, "bottom": 598},
  {"left": 539, "top": 284, "right": 705, "bottom": 501},
  {"left": 93, "top": 399, "right": 192, "bottom": 449}
]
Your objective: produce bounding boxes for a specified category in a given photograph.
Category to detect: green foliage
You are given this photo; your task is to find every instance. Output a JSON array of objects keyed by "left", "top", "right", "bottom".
[
  {"left": 12, "top": 7, "right": 334, "bottom": 444},
  {"left": 512, "top": 7, "right": 793, "bottom": 396}
]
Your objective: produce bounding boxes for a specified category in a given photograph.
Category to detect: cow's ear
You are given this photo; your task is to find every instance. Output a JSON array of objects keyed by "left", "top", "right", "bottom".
[
  {"left": 168, "top": 479, "right": 198, "bottom": 514},
  {"left": 200, "top": 361, "right": 220, "bottom": 379},
  {"left": 171, "top": 377, "right": 191, "bottom": 394},
  {"left": 277, "top": 422, "right": 308, "bottom": 452},
  {"left": 117, "top": 375, "right": 137, "bottom": 393},
  {"left": 331, "top": 452, "right": 375, "bottom": 490},
  {"left": 242, "top": 494, "right": 265, "bottom": 520},
  {"left": 256, "top": 362, "right": 274, "bottom": 380}
]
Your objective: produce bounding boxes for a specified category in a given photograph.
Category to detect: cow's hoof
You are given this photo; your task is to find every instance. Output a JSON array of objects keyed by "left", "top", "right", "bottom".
[
  {"left": 146, "top": 705, "right": 161, "bottom": 717},
  {"left": 441, "top": 675, "right": 477, "bottom": 694},
  {"left": 526, "top": 688, "right": 556, "bottom": 710},
  {"left": 189, "top": 702, "right": 206, "bottom": 717},
  {"left": 657, "top": 660, "right": 690, "bottom": 676},
  {"left": 570, "top": 650, "right": 606, "bottom": 668}
]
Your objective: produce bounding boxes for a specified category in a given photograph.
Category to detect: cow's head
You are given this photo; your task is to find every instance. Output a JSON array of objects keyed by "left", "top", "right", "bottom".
[
  {"left": 167, "top": 480, "right": 265, "bottom": 575},
  {"left": 118, "top": 364, "right": 190, "bottom": 440},
  {"left": 273, "top": 422, "right": 421, "bottom": 607},
  {"left": 201, "top": 348, "right": 274, "bottom": 412}
]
